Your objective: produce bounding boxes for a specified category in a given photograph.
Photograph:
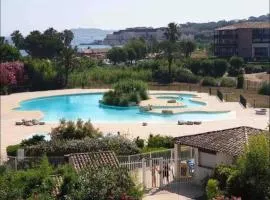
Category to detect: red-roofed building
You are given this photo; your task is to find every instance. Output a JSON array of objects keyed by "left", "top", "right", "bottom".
[{"left": 79, "top": 48, "right": 109, "bottom": 60}]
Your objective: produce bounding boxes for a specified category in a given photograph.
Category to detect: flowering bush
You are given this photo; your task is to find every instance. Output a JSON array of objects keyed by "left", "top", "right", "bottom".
[{"left": 0, "top": 62, "right": 24, "bottom": 86}]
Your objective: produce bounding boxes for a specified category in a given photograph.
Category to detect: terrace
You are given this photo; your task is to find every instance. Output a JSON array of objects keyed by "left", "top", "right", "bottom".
[{"left": 1, "top": 88, "right": 269, "bottom": 160}]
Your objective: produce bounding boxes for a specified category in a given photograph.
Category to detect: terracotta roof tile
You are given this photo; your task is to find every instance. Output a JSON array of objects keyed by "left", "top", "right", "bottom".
[
  {"left": 65, "top": 151, "right": 119, "bottom": 172},
  {"left": 51, "top": 175, "right": 63, "bottom": 196},
  {"left": 216, "top": 22, "right": 270, "bottom": 30},
  {"left": 174, "top": 126, "right": 264, "bottom": 156}
]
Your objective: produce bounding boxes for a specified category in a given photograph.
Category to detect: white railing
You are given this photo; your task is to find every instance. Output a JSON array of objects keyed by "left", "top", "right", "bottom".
[
  {"left": 117, "top": 147, "right": 193, "bottom": 163},
  {"left": 120, "top": 157, "right": 195, "bottom": 189}
]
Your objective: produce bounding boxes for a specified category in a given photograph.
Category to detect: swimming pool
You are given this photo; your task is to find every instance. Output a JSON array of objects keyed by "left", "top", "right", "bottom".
[{"left": 16, "top": 93, "right": 233, "bottom": 123}]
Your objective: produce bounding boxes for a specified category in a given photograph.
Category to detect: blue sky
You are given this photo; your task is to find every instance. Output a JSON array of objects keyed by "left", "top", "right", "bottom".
[{"left": 1, "top": 0, "right": 269, "bottom": 36}]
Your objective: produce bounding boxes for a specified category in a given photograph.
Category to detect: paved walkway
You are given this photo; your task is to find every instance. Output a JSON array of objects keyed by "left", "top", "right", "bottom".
[{"left": 143, "top": 182, "right": 203, "bottom": 200}]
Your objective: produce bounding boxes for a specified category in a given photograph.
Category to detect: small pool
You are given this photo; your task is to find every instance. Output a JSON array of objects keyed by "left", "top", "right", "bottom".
[
  {"left": 16, "top": 93, "right": 234, "bottom": 123},
  {"left": 153, "top": 93, "right": 206, "bottom": 108}
]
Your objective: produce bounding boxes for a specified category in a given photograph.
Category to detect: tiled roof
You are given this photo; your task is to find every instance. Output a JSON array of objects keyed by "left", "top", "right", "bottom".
[
  {"left": 51, "top": 175, "right": 63, "bottom": 196},
  {"left": 216, "top": 22, "right": 270, "bottom": 30},
  {"left": 174, "top": 126, "right": 264, "bottom": 156},
  {"left": 66, "top": 151, "right": 120, "bottom": 172}
]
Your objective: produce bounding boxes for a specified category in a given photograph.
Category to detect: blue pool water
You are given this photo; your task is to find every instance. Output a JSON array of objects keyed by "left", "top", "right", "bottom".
[{"left": 16, "top": 93, "right": 233, "bottom": 123}]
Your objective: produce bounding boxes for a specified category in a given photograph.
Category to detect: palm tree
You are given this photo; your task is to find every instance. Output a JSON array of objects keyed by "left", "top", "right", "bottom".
[
  {"left": 160, "top": 23, "right": 181, "bottom": 80},
  {"left": 164, "top": 22, "right": 180, "bottom": 42},
  {"left": 11, "top": 30, "right": 24, "bottom": 49},
  {"left": 60, "top": 46, "right": 77, "bottom": 86}
]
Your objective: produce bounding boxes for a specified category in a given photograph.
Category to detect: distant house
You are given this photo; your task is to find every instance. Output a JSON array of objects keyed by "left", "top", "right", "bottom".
[
  {"left": 174, "top": 126, "right": 264, "bottom": 184},
  {"left": 214, "top": 22, "right": 270, "bottom": 60},
  {"left": 79, "top": 48, "right": 109, "bottom": 60}
]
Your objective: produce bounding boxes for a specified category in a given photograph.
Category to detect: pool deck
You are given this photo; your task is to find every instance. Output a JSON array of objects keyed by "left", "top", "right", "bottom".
[{"left": 1, "top": 89, "right": 269, "bottom": 159}]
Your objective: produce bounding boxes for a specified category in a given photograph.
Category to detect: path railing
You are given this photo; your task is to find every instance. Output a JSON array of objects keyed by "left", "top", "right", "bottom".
[
  {"left": 217, "top": 89, "right": 224, "bottom": 101},
  {"left": 240, "top": 94, "right": 247, "bottom": 108}
]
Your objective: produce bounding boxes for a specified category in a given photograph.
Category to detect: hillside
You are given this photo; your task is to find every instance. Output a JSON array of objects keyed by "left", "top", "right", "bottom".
[
  {"left": 71, "top": 28, "right": 114, "bottom": 45},
  {"left": 180, "top": 14, "right": 269, "bottom": 44}
]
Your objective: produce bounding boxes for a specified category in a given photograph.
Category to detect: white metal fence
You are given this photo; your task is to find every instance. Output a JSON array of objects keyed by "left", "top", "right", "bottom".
[
  {"left": 120, "top": 157, "right": 195, "bottom": 189},
  {"left": 117, "top": 147, "right": 193, "bottom": 163}
]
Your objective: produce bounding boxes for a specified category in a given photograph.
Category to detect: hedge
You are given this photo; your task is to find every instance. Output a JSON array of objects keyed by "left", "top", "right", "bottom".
[
  {"left": 6, "top": 144, "right": 21, "bottom": 156},
  {"left": 175, "top": 68, "right": 201, "bottom": 83},
  {"left": 220, "top": 77, "right": 237, "bottom": 88},
  {"left": 258, "top": 83, "right": 270, "bottom": 96},
  {"left": 202, "top": 77, "right": 218, "bottom": 87},
  {"left": 24, "top": 136, "right": 140, "bottom": 156}
]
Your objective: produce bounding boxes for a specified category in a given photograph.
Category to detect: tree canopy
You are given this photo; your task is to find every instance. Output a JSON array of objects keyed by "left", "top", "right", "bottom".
[
  {"left": 11, "top": 30, "right": 24, "bottom": 49},
  {"left": 107, "top": 47, "right": 127, "bottom": 65},
  {"left": 12, "top": 28, "right": 74, "bottom": 59},
  {"left": 179, "top": 40, "right": 196, "bottom": 57},
  {"left": 0, "top": 44, "right": 21, "bottom": 62}
]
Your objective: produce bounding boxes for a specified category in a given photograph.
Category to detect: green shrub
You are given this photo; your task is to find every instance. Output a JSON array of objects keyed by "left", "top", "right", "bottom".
[
  {"left": 237, "top": 74, "right": 244, "bottom": 89},
  {"left": 261, "top": 65, "right": 270, "bottom": 73},
  {"left": 211, "top": 134, "right": 270, "bottom": 199},
  {"left": 61, "top": 166, "right": 143, "bottom": 200},
  {"left": 213, "top": 59, "right": 229, "bottom": 77},
  {"left": 50, "top": 118, "right": 102, "bottom": 140},
  {"left": 0, "top": 156, "right": 142, "bottom": 200},
  {"left": 201, "top": 59, "right": 214, "bottom": 76},
  {"left": 0, "top": 43, "right": 21, "bottom": 62},
  {"left": 147, "top": 134, "right": 174, "bottom": 149},
  {"left": 228, "top": 56, "right": 244, "bottom": 76},
  {"left": 206, "top": 179, "right": 220, "bottom": 200},
  {"left": 21, "top": 134, "right": 46, "bottom": 147},
  {"left": 187, "top": 59, "right": 202, "bottom": 75},
  {"left": 23, "top": 58, "right": 58, "bottom": 90},
  {"left": 0, "top": 156, "right": 55, "bottom": 199},
  {"left": 0, "top": 85, "right": 9, "bottom": 95},
  {"left": 175, "top": 68, "right": 201, "bottom": 83},
  {"left": 187, "top": 58, "right": 228, "bottom": 77},
  {"left": 213, "top": 165, "right": 237, "bottom": 190},
  {"left": 226, "top": 169, "right": 242, "bottom": 197},
  {"left": 68, "top": 67, "right": 152, "bottom": 87},
  {"left": 6, "top": 144, "right": 21, "bottom": 156},
  {"left": 245, "top": 65, "right": 263, "bottom": 74},
  {"left": 135, "top": 137, "right": 144, "bottom": 148},
  {"left": 202, "top": 77, "right": 218, "bottom": 87},
  {"left": 152, "top": 68, "right": 172, "bottom": 83},
  {"left": 220, "top": 77, "right": 236, "bottom": 88},
  {"left": 25, "top": 136, "right": 140, "bottom": 156},
  {"left": 102, "top": 79, "right": 148, "bottom": 107},
  {"left": 258, "top": 82, "right": 270, "bottom": 96},
  {"left": 136, "top": 60, "right": 160, "bottom": 71}
]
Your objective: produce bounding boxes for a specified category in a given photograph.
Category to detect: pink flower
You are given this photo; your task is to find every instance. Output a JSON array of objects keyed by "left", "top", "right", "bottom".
[{"left": 0, "top": 62, "right": 24, "bottom": 86}]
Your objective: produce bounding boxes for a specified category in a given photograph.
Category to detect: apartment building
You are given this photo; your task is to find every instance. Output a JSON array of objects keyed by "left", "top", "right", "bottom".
[{"left": 214, "top": 22, "right": 270, "bottom": 60}]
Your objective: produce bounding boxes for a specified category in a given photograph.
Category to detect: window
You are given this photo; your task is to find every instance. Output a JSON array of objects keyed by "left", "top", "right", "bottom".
[
  {"left": 254, "top": 47, "right": 268, "bottom": 57},
  {"left": 252, "top": 29, "right": 270, "bottom": 43},
  {"left": 198, "top": 149, "right": 216, "bottom": 169}
]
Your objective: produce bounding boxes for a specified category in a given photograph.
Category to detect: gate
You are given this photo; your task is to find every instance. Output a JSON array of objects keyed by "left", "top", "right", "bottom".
[{"left": 120, "top": 157, "right": 195, "bottom": 189}]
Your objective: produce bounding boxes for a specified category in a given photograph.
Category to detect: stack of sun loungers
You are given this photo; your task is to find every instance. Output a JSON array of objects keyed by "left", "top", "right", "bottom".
[
  {"left": 177, "top": 120, "right": 202, "bottom": 125},
  {"left": 15, "top": 119, "right": 45, "bottom": 126},
  {"left": 142, "top": 122, "right": 148, "bottom": 126},
  {"left": 255, "top": 108, "right": 267, "bottom": 115}
]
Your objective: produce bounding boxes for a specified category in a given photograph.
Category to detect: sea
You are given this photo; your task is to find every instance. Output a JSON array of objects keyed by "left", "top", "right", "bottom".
[{"left": 77, "top": 44, "right": 112, "bottom": 50}]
